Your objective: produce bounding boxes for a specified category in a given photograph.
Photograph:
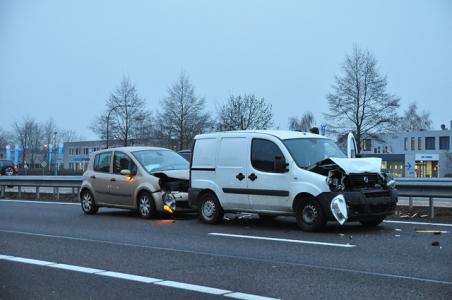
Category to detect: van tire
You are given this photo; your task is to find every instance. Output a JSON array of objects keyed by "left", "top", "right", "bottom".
[
  {"left": 137, "top": 191, "right": 157, "bottom": 219},
  {"left": 198, "top": 192, "right": 223, "bottom": 224},
  {"left": 295, "top": 198, "right": 326, "bottom": 232}
]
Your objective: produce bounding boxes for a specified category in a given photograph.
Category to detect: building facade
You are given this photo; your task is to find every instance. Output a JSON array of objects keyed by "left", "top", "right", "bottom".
[{"left": 361, "top": 128, "right": 452, "bottom": 178}]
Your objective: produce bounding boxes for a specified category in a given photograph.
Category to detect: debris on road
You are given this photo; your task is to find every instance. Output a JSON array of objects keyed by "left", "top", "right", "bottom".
[
  {"left": 415, "top": 229, "right": 449, "bottom": 234},
  {"left": 394, "top": 235, "right": 401, "bottom": 237},
  {"left": 431, "top": 241, "right": 440, "bottom": 247},
  {"left": 395, "top": 228, "right": 402, "bottom": 232}
]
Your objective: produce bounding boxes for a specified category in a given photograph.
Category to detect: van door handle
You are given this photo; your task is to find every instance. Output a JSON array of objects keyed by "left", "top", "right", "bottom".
[
  {"left": 248, "top": 173, "right": 257, "bottom": 181},
  {"left": 236, "top": 173, "right": 245, "bottom": 181},
  {"left": 90, "top": 175, "right": 96, "bottom": 179},
  {"left": 110, "top": 178, "right": 116, "bottom": 182}
]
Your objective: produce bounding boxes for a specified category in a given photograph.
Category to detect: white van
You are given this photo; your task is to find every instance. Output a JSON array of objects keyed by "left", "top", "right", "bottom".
[{"left": 189, "top": 130, "right": 397, "bottom": 231}]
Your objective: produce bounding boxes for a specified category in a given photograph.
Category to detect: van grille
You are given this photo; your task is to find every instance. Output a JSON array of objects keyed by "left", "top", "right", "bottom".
[{"left": 348, "top": 173, "right": 379, "bottom": 189}]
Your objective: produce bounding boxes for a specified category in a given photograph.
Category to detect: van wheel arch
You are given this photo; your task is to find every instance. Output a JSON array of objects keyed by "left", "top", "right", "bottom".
[
  {"left": 293, "top": 193, "right": 326, "bottom": 231},
  {"left": 292, "top": 193, "right": 318, "bottom": 211}
]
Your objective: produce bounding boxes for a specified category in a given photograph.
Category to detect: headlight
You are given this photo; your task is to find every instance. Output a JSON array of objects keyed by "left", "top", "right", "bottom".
[
  {"left": 162, "top": 192, "right": 176, "bottom": 213},
  {"left": 383, "top": 173, "right": 396, "bottom": 189},
  {"left": 330, "top": 194, "right": 348, "bottom": 225}
]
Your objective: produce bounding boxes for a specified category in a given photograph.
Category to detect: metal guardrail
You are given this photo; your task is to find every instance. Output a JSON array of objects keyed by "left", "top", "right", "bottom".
[
  {"left": 0, "top": 176, "right": 82, "bottom": 200},
  {"left": 0, "top": 176, "right": 451, "bottom": 217}
]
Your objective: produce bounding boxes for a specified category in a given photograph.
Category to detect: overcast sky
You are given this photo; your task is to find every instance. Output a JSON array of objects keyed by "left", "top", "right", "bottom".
[{"left": 1, "top": 0, "right": 451, "bottom": 140}]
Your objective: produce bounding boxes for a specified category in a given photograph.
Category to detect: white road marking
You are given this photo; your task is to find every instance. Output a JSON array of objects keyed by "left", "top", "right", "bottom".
[
  {"left": 0, "top": 253, "right": 279, "bottom": 299},
  {"left": 226, "top": 292, "right": 281, "bottom": 300},
  {"left": 98, "top": 271, "right": 162, "bottom": 283},
  {"left": 155, "top": 280, "right": 232, "bottom": 295},
  {"left": 384, "top": 220, "right": 452, "bottom": 227},
  {"left": 209, "top": 233, "right": 356, "bottom": 248},
  {"left": 50, "top": 263, "right": 104, "bottom": 274},
  {"left": 0, "top": 199, "right": 79, "bottom": 206}
]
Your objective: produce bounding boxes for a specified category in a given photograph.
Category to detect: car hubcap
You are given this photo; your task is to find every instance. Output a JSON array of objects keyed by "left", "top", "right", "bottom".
[
  {"left": 140, "top": 196, "right": 150, "bottom": 216},
  {"left": 5, "top": 167, "right": 13, "bottom": 176},
  {"left": 202, "top": 199, "right": 215, "bottom": 219},
  {"left": 82, "top": 193, "right": 92, "bottom": 211},
  {"left": 302, "top": 204, "right": 318, "bottom": 224}
]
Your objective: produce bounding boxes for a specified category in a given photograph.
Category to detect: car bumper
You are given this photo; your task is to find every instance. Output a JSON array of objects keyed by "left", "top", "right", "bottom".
[{"left": 318, "top": 189, "right": 398, "bottom": 221}]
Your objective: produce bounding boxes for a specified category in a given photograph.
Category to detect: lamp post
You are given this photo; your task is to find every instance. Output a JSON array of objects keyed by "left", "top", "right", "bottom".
[
  {"left": 53, "top": 131, "right": 58, "bottom": 175},
  {"left": 106, "top": 104, "right": 130, "bottom": 149}
]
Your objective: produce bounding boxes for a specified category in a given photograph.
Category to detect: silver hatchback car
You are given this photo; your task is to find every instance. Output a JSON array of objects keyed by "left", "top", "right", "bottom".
[{"left": 80, "top": 146, "right": 189, "bottom": 218}]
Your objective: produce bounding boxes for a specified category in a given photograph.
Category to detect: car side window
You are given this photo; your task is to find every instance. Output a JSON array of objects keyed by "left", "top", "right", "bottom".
[
  {"left": 94, "top": 152, "right": 112, "bottom": 173},
  {"left": 251, "top": 139, "right": 285, "bottom": 173},
  {"left": 113, "top": 152, "right": 137, "bottom": 175}
]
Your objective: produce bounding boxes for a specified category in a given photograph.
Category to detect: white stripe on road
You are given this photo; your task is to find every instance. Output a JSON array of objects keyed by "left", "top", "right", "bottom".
[
  {"left": 0, "top": 199, "right": 79, "bottom": 206},
  {"left": 209, "top": 233, "right": 356, "bottom": 248},
  {"left": 155, "top": 280, "right": 232, "bottom": 295},
  {"left": 0, "top": 253, "right": 279, "bottom": 299},
  {"left": 384, "top": 220, "right": 452, "bottom": 227},
  {"left": 98, "top": 271, "right": 162, "bottom": 283}
]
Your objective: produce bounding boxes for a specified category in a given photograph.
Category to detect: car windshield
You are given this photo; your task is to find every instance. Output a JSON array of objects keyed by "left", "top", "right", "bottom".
[
  {"left": 283, "top": 138, "right": 346, "bottom": 168},
  {"left": 132, "top": 150, "right": 189, "bottom": 172}
]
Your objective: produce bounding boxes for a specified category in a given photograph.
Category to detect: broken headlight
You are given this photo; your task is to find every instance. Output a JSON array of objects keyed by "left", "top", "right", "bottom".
[
  {"left": 327, "top": 170, "right": 345, "bottom": 192},
  {"left": 330, "top": 194, "right": 348, "bottom": 225},
  {"left": 162, "top": 192, "right": 176, "bottom": 213},
  {"left": 382, "top": 173, "right": 396, "bottom": 189}
]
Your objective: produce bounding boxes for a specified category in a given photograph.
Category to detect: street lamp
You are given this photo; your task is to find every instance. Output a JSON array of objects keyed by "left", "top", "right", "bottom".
[{"left": 106, "top": 104, "right": 130, "bottom": 148}]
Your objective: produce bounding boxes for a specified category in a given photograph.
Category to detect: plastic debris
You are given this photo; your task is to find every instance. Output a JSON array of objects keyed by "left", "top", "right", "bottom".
[
  {"left": 416, "top": 229, "right": 449, "bottom": 234},
  {"left": 395, "top": 228, "right": 402, "bottom": 232},
  {"left": 394, "top": 234, "right": 400, "bottom": 237}
]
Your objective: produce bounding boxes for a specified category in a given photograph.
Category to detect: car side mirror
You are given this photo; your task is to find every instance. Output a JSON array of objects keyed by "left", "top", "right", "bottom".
[
  {"left": 274, "top": 156, "right": 288, "bottom": 173},
  {"left": 120, "top": 169, "right": 131, "bottom": 176}
]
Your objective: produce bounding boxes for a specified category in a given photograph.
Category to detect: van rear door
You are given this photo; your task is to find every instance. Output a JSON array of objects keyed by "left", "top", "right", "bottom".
[{"left": 216, "top": 136, "right": 251, "bottom": 210}]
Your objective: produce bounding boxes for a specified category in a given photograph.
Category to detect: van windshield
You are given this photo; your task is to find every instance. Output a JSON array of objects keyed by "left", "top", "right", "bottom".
[
  {"left": 283, "top": 138, "right": 346, "bottom": 168},
  {"left": 132, "top": 150, "right": 189, "bottom": 172}
]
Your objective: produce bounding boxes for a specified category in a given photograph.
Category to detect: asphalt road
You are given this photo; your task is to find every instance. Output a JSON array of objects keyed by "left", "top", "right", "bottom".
[{"left": 1, "top": 199, "right": 451, "bottom": 300}]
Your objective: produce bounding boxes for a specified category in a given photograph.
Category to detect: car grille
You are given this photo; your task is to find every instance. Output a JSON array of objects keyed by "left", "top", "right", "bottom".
[{"left": 348, "top": 173, "right": 379, "bottom": 189}]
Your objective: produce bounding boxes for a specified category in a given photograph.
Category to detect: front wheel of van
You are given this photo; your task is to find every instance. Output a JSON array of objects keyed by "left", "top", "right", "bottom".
[
  {"left": 199, "top": 193, "right": 223, "bottom": 224},
  {"left": 295, "top": 198, "right": 326, "bottom": 232}
]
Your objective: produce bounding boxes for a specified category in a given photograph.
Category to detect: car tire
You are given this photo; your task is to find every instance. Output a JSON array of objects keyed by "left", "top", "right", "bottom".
[
  {"left": 137, "top": 191, "right": 157, "bottom": 219},
  {"left": 80, "top": 190, "right": 98, "bottom": 215},
  {"left": 4, "top": 167, "right": 14, "bottom": 176},
  {"left": 295, "top": 198, "right": 326, "bottom": 232},
  {"left": 198, "top": 193, "right": 223, "bottom": 224},
  {"left": 360, "top": 217, "right": 385, "bottom": 227}
]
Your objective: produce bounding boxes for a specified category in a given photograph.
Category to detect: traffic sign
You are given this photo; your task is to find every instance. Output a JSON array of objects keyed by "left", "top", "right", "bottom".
[
  {"left": 40, "top": 161, "right": 48, "bottom": 168},
  {"left": 405, "top": 162, "right": 412, "bottom": 170}
]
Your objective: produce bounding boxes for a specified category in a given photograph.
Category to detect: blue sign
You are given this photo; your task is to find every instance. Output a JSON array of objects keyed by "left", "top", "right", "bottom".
[
  {"left": 405, "top": 162, "right": 412, "bottom": 170},
  {"left": 57, "top": 143, "right": 63, "bottom": 167},
  {"left": 14, "top": 144, "right": 19, "bottom": 166},
  {"left": 5, "top": 144, "right": 10, "bottom": 161},
  {"left": 48, "top": 144, "right": 53, "bottom": 167},
  {"left": 320, "top": 124, "right": 327, "bottom": 136}
]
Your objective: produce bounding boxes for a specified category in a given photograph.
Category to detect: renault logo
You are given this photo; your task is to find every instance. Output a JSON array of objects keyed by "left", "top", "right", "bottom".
[{"left": 363, "top": 176, "right": 369, "bottom": 183}]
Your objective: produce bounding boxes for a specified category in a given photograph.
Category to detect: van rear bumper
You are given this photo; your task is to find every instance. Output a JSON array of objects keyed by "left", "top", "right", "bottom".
[{"left": 317, "top": 189, "right": 398, "bottom": 221}]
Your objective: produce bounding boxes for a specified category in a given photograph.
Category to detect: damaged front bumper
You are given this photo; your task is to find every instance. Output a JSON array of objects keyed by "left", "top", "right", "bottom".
[
  {"left": 155, "top": 191, "right": 189, "bottom": 214},
  {"left": 318, "top": 189, "right": 398, "bottom": 223}
]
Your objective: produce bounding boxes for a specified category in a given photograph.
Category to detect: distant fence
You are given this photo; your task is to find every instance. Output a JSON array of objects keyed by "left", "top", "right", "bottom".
[{"left": 0, "top": 176, "right": 451, "bottom": 217}]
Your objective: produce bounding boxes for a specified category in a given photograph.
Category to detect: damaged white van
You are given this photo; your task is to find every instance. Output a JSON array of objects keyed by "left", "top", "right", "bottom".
[{"left": 189, "top": 130, "right": 397, "bottom": 231}]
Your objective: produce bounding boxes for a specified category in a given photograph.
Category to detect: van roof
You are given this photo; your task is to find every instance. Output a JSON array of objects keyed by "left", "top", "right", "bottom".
[{"left": 195, "top": 130, "right": 330, "bottom": 140}]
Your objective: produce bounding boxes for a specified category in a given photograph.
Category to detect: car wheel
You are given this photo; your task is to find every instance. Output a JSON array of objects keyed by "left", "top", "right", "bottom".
[
  {"left": 80, "top": 190, "right": 98, "bottom": 215},
  {"left": 199, "top": 193, "right": 223, "bottom": 224},
  {"left": 137, "top": 191, "right": 157, "bottom": 219},
  {"left": 295, "top": 198, "right": 326, "bottom": 232},
  {"left": 360, "top": 217, "right": 385, "bottom": 227},
  {"left": 4, "top": 167, "right": 14, "bottom": 176}
]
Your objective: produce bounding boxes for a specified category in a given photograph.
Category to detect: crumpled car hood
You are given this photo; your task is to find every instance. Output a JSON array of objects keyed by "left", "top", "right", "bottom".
[
  {"left": 151, "top": 169, "right": 189, "bottom": 180},
  {"left": 328, "top": 157, "right": 382, "bottom": 174}
]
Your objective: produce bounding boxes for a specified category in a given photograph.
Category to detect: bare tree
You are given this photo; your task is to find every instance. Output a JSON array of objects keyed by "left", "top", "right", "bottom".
[
  {"left": 156, "top": 72, "right": 212, "bottom": 150},
  {"left": 91, "top": 76, "right": 153, "bottom": 146},
  {"left": 14, "top": 118, "right": 42, "bottom": 165},
  {"left": 289, "top": 112, "right": 315, "bottom": 132},
  {"left": 325, "top": 46, "right": 400, "bottom": 153},
  {"left": 216, "top": 94, "right": 273, "bottom": 131},
  {"left": 399, "top": 102, "right": 432, "bottom": 132}
]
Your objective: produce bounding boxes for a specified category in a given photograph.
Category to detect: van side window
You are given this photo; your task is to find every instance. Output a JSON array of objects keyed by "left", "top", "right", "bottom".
[
  {"left": 113, "top": 152, "right": 137, "bottom": 175},
  {"left": 94, "top": 152, "right": 112, "bottom": 173},
  {"left": 251, "top": 139, "right": 284, "bottom": 173}
]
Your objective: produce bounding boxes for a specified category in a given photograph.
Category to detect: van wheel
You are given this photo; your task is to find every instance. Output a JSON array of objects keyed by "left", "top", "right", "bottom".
[
  {"left": 137, "top": 191, "right": 157, "bottom": 219},
  {"left": 199, "top": 193, "right": 223, "bottom": 224},
  {"left": 80, "top": 190, "right": 98, "bottom": 215},
  {"left": 295, "top": 198, "right": 326, "bottom": 232},
  {"left": 360, "top": 217, "right": 385, "bottom": 227}
]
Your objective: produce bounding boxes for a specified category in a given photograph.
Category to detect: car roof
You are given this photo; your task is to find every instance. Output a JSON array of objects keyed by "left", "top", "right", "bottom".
[
  {"left": 195, "top": 130, "right": 329, "bottom": 140},
  {"left": 93, "top": 146, "right": 170, "bottom": 154}
]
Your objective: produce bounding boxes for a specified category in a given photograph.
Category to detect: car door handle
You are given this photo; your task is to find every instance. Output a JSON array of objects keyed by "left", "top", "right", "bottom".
[
  {"left": 90, "top": 175, "right": 96, "bottom": 179},
  {"left": 248, "top": 173, "right": 257, "bottom": 181},
  {"left": 236, "top": 173, "right": 245, "bottom": 181},
  {"left": 110, "top": 178, "right": 116, "bottom": 182}
]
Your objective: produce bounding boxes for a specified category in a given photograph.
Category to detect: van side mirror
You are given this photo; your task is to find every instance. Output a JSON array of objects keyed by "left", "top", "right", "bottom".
[{"left": 274, "top": 156, "right": 288, "bottom": 173}]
